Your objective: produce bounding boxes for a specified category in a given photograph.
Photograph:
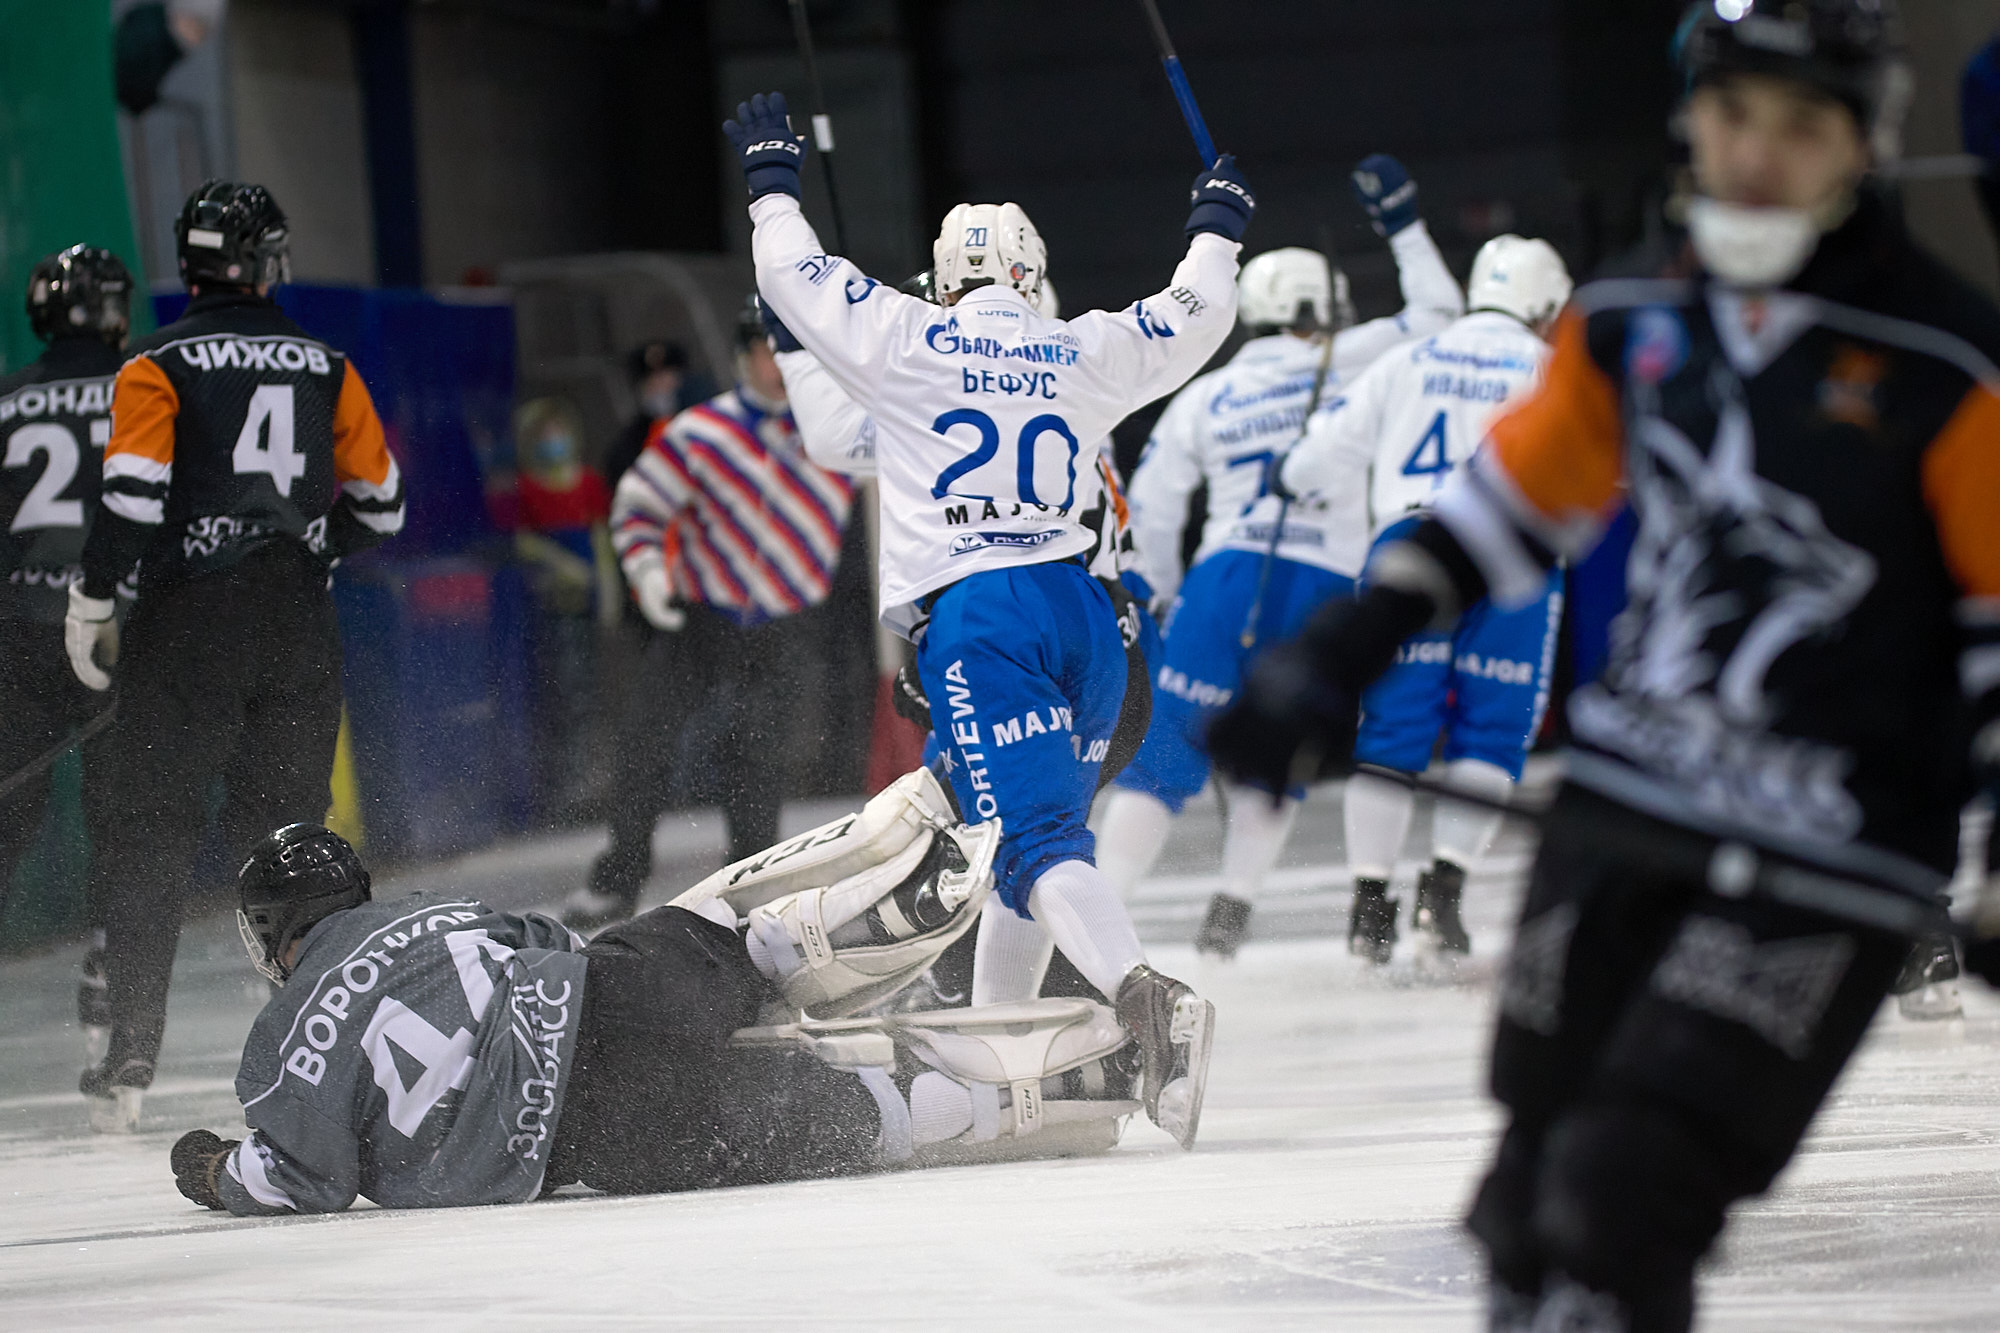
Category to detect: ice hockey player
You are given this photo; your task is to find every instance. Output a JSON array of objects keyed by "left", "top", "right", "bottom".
[
  {"left": 0, "top": 246, "right": 131, "bottom": 1038},
  {"left": 564, "top": 296, "right": 854, "bottom": 930},
  {"left": 170, "top": 778, "right": 1146, "bottom": 1213},
  {"left": 72, "top": 181, "right": 405, "bottom": 1132},
  {"left": 1094, "top": 155, "right": 1465, "bottom": 958},
  {"left": 1209, "top": 2, "right": 2000, "bottom": 1327},
  {"left": 1279, "top": 234, "right": 1572, "bottom": 966},
  {"left": 727, "top": 90, "right": 1251, "bottom": 1146}
]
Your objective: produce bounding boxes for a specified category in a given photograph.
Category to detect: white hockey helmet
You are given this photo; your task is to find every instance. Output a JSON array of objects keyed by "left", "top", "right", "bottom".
[
  {"left": 1237, "top": 247, "right": 1335, "bottom": 332},
  {"left": 1467, "top": 234, "right": 1573, "bottom": 329},
  {"left": 933, "top": 202, "right": 1047, "bottom": 307}
]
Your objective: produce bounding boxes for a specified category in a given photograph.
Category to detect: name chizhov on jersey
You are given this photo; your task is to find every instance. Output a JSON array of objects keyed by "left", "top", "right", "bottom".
[
  {"left": 1284, "top": 310, "right": 1551, "bottom": 538},
  {"left": 216, "top": 893, "right": 588, "bottom": 1215},
  {"left": 0, "top": 341, "right": 122, "bottom": 619},
  {"left": 1126, "top": 219, "right": 1463, "bottom": 599},
  {"left": 750, "top": 193, "right": 1241, "bottom": 636}
]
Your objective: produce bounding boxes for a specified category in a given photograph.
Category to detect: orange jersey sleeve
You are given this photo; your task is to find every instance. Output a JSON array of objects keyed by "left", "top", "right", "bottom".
[
  {"left": 1484, "top": 308, "right": 1625, "bottom": 525},
  {"left": 1922, "top": 384, "right": 2000, "bottom": 598},
  {"left": 331, "top": 359, "right": 393, "bottom": 487},
  {"left": 104, "top": 354, "right": 179, "bottom": 473}
]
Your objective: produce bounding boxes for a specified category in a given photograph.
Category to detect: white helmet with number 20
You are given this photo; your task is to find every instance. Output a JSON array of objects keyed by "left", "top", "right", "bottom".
[
  {"left": 934, "top": 202, "right": 1047, "bottom": 307},
  {"left": 1467, "top": 234, "right": 1572, "bottom": 330},
  {"left": 1237, "top": 247, "right": 1337, "bottom": 332}
]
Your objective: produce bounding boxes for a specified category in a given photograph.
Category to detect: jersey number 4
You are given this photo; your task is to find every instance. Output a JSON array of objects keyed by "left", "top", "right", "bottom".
[
  {"left": 235, "top": 385, "right": 307, "bottom": 498},
  {"left": 1401, "top": 411, "right": 1451, "bottom": 483},
  {"left": 361, "top": 997, "right": 476, "bottom": 1138}
]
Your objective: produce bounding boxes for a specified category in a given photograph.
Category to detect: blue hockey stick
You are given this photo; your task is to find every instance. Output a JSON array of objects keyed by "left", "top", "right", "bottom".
[{"left": 1138, "top": 0, "right": 1218, "bottom": 167}]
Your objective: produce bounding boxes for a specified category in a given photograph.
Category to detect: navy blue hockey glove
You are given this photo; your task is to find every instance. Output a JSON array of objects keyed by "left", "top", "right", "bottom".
[
  {"left": 171, "top": 1129, "right": 238, "bottom": 1211},
  {"left": 1186, "top": 154, "right": 1255, "bottom": 243},
  {"left": 722, "top": 92, "right": 806, "bottom": 201},
  {"left": 757, "top": 293, "right": 802, "bottom": 353},
  {"left": 1352, "top": 154, "right": 1419, "bottom": 237}
]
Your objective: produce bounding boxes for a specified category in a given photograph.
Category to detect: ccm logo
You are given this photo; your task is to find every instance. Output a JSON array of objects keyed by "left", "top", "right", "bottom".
[
  {"left": 1199, "top": 177, "right": 1253, "bottom": 205},
  {"left": 748, "top": 139, "right": 802, "bottom": 156}
]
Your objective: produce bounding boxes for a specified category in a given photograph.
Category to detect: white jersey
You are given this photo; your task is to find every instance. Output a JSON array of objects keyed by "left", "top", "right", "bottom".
[
  {"left": 1282, "top": 310, "right": 1551, "bottom": 542},
  {"left": 751, "top": 193, "right": 1239, "bottom": 635},
  {"left": 776, "top": 347, "right": 1134, "bottom": 586},
  {"left": 1125, "top": 221, "right": 1463, "bottom": 599}
]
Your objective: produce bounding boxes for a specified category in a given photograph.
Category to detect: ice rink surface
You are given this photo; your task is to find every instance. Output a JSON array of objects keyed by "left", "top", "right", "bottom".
[{"left": 4, "top": 785, "right": 1999, "bottom": 1330}]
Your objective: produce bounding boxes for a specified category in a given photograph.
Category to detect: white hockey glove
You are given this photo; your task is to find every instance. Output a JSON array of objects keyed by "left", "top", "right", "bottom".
[
  {"left": 622, "top": 550, "right": 685, "bottom": 631},
  {"left": 65, "top": 585, "right": 118, "bottom": 691}
]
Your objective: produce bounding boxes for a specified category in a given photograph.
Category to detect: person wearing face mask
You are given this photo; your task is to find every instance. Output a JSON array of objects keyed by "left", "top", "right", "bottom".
[
  {"left": 565, "top": 299, "right": 856, "bottom": 930},
  {"left": 603, "top": 340, "right": 708, "bottom": 494},
  {"left": 1209, "top": 3, "right": 2000, "bottom": 1328}
]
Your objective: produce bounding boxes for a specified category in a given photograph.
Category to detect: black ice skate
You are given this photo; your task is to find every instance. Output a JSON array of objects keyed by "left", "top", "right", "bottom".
[
  {"left": 1412, "top": 860, "right": 1471, "bottom": 958},
  {"left": 1114, "top": 965, "right": 1214, "bottom": 1150},
  {"left": 1892, "top": 931, "right": 1962, "bottom": 1020},
  {"left": 77, "top": 941, "right": 111, "bottom": 1063},
  {"left": 1348, "top": 877, "right": 1399, "bottom": 965},
  {"left": 80, "top": 1034, "right": 156, "bottom": 1134},
  {"left": 1194, "top": 892, "right": 1252, "bottom": 958}
]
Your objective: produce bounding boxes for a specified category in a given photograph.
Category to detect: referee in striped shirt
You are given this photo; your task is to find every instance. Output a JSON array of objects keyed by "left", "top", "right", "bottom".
[{"left": 566, "top": 298, "right": 856, "bottom": 928}]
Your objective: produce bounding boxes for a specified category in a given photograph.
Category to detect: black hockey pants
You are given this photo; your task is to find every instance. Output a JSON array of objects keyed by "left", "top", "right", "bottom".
[
  {"left": 1466, "top": 783, "right": 1910, "bottom": 1332},
  {"left": 0, "top": 618, "right": 114, "bottom": 917},
  {"left": 94, "top": 542, "right": 342, "bottom": 1067},
  {"left": 548, "top": 905, "right": 880, "bottom": 1194}
]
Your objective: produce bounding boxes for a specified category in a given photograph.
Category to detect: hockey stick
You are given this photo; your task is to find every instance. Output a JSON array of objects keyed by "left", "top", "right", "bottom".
[
  {"left": 787, "top": 0, "right": 850, "bottom": 255},
  {"left": 1349, "top": 761, "right": 1966, "bottom": 942},
  {"left": 1137, "top": 0, "right": 1219, "bottom": 168},
  {"left": 0, "top": 702, "right": 117, "bottom": 805}
]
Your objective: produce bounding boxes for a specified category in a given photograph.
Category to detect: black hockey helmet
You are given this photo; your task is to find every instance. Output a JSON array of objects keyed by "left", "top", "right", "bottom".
[
  {"left": 175, "top": 180, "right": 291, "bottom": 291},
  {"left": 236, "top": 824, "right": 371, "bottom": 984},
  {"left": 26, "top": 245, "right": 133, "bottom": 346},
  {"left": 627, "top": 339, "right": 688, "bottom": 384},
  {"left": 734, "top": 293, "right": 771, "bottom": 350},
  {"left": 1675, "top": 0, "right": 1910, "bottom": 156}
]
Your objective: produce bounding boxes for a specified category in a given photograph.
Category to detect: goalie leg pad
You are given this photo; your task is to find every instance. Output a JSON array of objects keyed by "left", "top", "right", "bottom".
[{"left": 889, "top": 998, "right": 1139, "bottom": 1144}]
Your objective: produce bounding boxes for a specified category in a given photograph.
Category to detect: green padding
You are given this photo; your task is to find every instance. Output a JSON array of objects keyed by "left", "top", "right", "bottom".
[
  {"left": 1, "top": 751, "right": 90, "bottom": 950},
  {"left": 0, "top": 0, "right": 152, "bottom": 373}
]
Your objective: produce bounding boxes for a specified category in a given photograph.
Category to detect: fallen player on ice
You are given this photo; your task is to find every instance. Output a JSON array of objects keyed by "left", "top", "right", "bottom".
[{"left": 170, "top": 769, "right": 1163, "bottom": 1215}]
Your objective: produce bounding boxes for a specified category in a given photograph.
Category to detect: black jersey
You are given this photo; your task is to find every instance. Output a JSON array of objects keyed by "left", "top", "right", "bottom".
[
  {"left": 0, "top": 338, "right": 123, "bottom": 620},
  {"left": 83, "top": 290, "right": 403, "bottom": 598},
  {"left": 1432, "top": 195, "right": 2000, "bottom": 885}
]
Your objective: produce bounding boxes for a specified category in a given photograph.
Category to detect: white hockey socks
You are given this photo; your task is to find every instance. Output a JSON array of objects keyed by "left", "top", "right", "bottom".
[
  {"left": 1026, "top": 860, "right": 1147, "bottom": 1000},
  {"left": 970, "top": 895, "right": 1054, "bottom": 1005},
  {"left": 1092, "top": 788, "right": 1173, "bottom": 899},
  {"left": 1343, "top": 771, "right": 1416, "bottom": 882},
  {"left": 1220, "top": 783, "right": 1299, "bottom": 902},
  {"left": 1431, "top": 758, "right": 1513, "bottom": 869}
]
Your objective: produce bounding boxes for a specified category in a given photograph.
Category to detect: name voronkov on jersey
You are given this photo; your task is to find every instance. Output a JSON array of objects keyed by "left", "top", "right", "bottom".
[
  {"left": 173, "top": 336, "right": 332, "bottom": 375},
  {"left": 0, "top": 379, "right": 112, "bottom": 421}
]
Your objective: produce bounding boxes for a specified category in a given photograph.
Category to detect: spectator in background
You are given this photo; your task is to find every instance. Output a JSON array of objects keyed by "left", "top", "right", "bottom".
[
  {"left": 604, "top": 340, "right": 710, "bottom": 488},
  {"left": 1964, "top": 32, "right": 2000, "bottom": 251},
  {"left": 563, "top": 300, "right": 855, "bottom": 930}
]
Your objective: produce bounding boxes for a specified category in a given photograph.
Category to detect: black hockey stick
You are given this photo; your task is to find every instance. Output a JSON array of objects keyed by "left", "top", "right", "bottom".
[
  {"left": 1137, "top": 0, "right": 1219, "bottom": 167},
  {"left": 0, "top": 701, "right": 117, "bottom": 805},
  {"left": 787, "top": 0, "right": 850, "bottom": 255},
  {"left": 1348, "top": 761, "right": 1966, "bottom": 942}
]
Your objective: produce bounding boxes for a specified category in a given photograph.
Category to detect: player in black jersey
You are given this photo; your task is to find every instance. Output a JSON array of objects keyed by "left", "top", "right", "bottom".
[
  {"left": 1211, "top": 3, "right": 2000, "bottom": 1329},
  {"left": 71, "top": 181, "right": 405, "bottom": 1131},
  {"left": 0, "top": 247, "right": 131, "bottom": 1024}
]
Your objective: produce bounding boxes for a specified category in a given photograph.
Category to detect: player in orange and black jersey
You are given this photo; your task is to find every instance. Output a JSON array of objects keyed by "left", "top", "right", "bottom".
[
  {"left": 0, "top": 247, "right": 131, "bottom": 1001},
  {"left": 69, "top": 181, "right": 405, "bottom": 1130}
]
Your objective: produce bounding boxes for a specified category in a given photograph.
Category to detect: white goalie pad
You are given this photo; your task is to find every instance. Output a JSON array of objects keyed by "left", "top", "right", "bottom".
[
  {"left": 747, "top": 817, "right": 1000, "bottom": 1018},
  {"left": 671, "top": 767, "right": 957, "bottom": 919}
]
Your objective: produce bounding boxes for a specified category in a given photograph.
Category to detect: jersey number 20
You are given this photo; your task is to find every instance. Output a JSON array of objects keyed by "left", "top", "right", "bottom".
[
  {"left": 236, "top": 385, "right": 308, "bottom": 498},
  {"left": 930, "top": 408, "right": 1080, "bottom": 510}
]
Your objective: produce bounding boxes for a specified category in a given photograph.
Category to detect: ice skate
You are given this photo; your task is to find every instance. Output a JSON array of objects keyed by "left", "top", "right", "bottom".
[
  {"left": 80, "top": 1041, "right": 154, "bottom": 1134},
  {"left": 77, "top": 942, "right": 111, "bottom": 1064},
  {"left": 1412, "top": 860, "right": 1471, "bottom": 960},
  {"left": 1892, "top": 932, "right": 1962, "bottom": 1021},
  {"left": 1193, "top": 892, "right": 1252, "bottom": 958},
  {"left": 1348, "top": 877, "right": 1399, "bottom": 965},
  {"left": 1114, "top": 965, "right": 1214, "bottom": 1149}
]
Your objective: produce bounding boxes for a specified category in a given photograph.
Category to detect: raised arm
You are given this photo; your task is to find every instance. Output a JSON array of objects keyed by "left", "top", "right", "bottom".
[{"left": 1331, "top": 156, "right": 1464, "bottom": 377}]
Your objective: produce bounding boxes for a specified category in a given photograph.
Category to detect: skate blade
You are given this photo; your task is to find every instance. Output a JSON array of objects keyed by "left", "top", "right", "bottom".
[
  {"left": 1896, "top": 981, "right": 1963, "bottom": 1021},
  {"left": 88, "top": 1086, "right": 142, "bottom": 1134},
  {"left": 83, "top": 1025, "right": 109, "bottom": 1065},
  {"left": 1154, "top": 995, "right": 1215, "bottom": 1151}
]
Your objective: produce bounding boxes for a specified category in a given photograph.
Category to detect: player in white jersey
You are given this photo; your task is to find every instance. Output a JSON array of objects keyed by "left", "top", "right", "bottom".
[
  {"left": 727, "top": 92, "right": 1251, "bottom": 1146},
  {"left": 1280, "top": 235, "right": 1572, "bottom": 964},
  {"left": 1094, "top": 155, "right": 1464, "bottom": 957}
]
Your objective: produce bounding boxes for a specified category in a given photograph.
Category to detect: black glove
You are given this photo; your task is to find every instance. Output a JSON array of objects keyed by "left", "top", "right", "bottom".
[
  {"left": 757, "top": 294, "right": 802, "bottom": 353},
  {"left": 1206, "top": 584, "right": 1434, "bottom": 796},
  {"left": 1186, "top": 154, "right": 1256, "bottom": 243},
  {"left": 721, "top": 92, "right": 807, "bottom": 201},
  {"left": 892, "top": 661, "right": 932, "bottom": 733},
  {"left": 171, "top": 1129, "right": 239, "bottom": 1211}
]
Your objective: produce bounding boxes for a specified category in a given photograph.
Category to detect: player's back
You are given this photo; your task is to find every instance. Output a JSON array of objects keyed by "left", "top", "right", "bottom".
[
  {"left": 0, "top": 339, "right": 122, "bottom": 620},
  {"left": 1366, "top": 311, "right": 1548, "bottom": 533},
  {"left": 227, "top": 892, "right": 587, "bottom": 1211}
]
